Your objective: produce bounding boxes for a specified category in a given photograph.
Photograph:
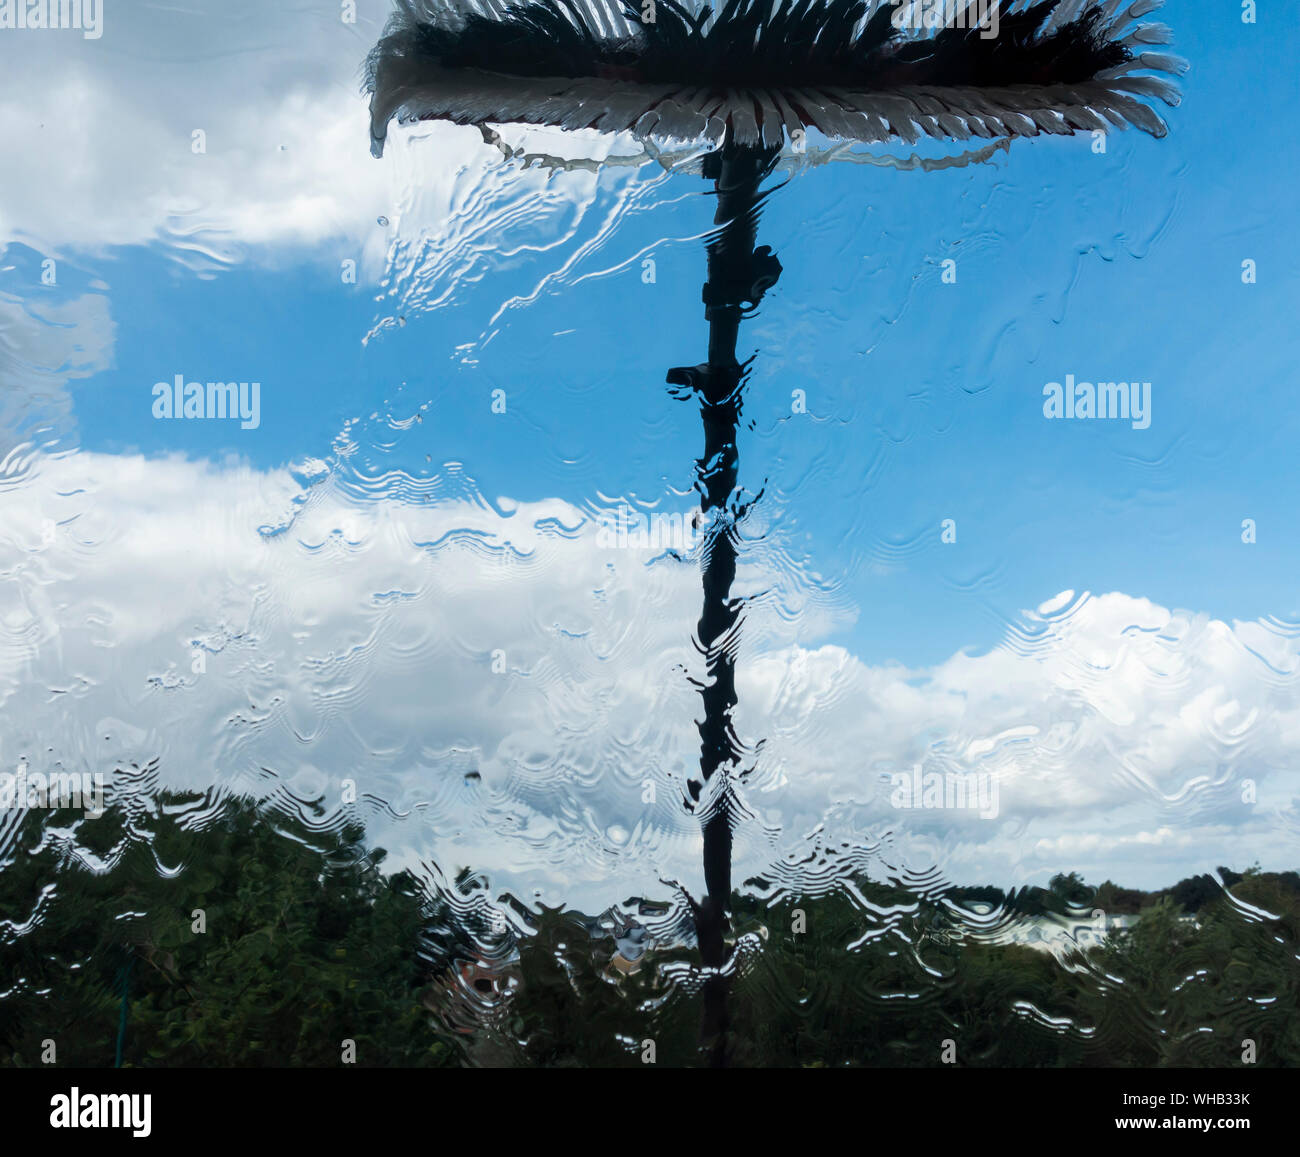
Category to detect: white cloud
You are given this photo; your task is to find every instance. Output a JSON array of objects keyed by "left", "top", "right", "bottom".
[
  {"left": 0, "top": 0, "right": 664, "bottom": 324},
  {"left": 0, "top": 5, "right": 391, "bottom": 259},
  {"left": 2, "top": 449, "right": 1297, "bottom": 909},
  {"left": 0, "top": 286, "right": 115, "bottom": 456}
]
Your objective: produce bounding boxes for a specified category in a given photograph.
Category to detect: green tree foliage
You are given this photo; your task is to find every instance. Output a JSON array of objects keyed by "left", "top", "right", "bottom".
[
  {"left": 0, "top": 793, "right": 456, "bottom": 1068},
  {"left": 1081, "top": 874, "right": 1300, "bottom": 1066},
  {"left": 3, "top": 799, "right": 1297, "bottom": 1068},
  {"left": 495, "top": 872, "right": 1300, "bottom": 1067}
]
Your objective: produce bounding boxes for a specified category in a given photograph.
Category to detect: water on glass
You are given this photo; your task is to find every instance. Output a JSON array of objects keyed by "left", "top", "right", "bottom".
[{"left": 1, "top": 1, "right": 1298, "bottom": 1067}]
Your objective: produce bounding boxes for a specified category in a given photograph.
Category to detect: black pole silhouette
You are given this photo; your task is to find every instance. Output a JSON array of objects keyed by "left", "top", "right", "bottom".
[
  {"left": 668, "top": 141, "right": 781, "bottom": 1061},
  {"left": 365, "top": 0, "right": 1182, "bottom": 1067}
]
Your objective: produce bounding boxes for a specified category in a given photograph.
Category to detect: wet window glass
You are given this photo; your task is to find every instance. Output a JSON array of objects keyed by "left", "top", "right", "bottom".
[{"left": 2, "top": 0, "right": 1297, "bottom": 1078}]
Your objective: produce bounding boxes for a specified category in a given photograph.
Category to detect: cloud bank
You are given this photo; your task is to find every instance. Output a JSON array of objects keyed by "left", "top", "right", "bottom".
[{"left": 2, "top": 449, "right": 1296, "bottom": 910}]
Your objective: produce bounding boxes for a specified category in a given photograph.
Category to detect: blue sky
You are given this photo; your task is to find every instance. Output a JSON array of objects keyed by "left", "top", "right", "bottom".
[{"left": 41, "top": 0, "right": 1297, "bottom": 671}]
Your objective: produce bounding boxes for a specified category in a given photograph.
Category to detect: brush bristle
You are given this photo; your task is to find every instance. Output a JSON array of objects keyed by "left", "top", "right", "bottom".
[{"left": 365, "top": 0, "right": 1184, "bottom": 151}]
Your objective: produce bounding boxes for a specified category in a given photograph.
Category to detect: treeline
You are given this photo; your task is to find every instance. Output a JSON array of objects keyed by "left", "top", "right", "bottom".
[
  {"left": 488, "top": 867, "right": 1300, "bottom": 1067},
  {"left": 1, "top": 793, "right": 1296, "bottom": 1067},
  {"left": 947, "top": 866, "right": 1300, "bottom": 918},
  {"left": 0, "top": 795, "right": 455, "bottom": 1067}
]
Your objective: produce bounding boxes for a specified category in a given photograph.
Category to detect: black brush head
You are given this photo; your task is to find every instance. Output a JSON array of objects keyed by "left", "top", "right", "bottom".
[
  {"left": 365, "top": 0, "right": 1183, "bottom": 151},
  {"left": 400, "top": 0, "right": 1128, "bottom": 89}
]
